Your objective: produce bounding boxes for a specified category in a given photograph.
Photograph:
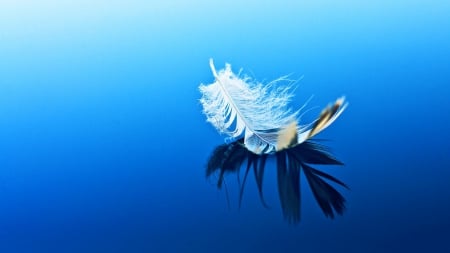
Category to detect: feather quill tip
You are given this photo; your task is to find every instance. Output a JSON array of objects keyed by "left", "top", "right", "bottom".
[{"left": 306, "top": 96, "right": 348, "bottom": 139}]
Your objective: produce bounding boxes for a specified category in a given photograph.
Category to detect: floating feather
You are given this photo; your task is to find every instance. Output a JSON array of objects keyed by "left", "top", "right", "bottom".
[
  {"left": 200, "top": 59, "right": 349, "bottom": 224},
  {"left": 199, "top": 59, "right": 348, "bottom": 154},
  {"left": 199, "top": 59, "right": 298, "bottom": 154}
]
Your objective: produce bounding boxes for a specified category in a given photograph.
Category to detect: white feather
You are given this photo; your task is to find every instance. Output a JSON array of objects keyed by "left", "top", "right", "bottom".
[
  {"left": 199, "top": 59, "right": 348, "bottom": 154},
  {"left": 199, "top": 59, "right": 297, "bottom": 154}
]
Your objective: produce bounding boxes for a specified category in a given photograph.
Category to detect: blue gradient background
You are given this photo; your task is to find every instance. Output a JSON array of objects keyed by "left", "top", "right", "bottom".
[{"left": 1, "top": 1, "right": 449, "bottom": 252}]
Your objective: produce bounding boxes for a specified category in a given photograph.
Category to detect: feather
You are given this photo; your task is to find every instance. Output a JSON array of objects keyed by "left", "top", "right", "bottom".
[
  {"left": 200, "top": 59, "right": 348, "bottom": 154},
  {"left": 201, "top": 59, "right": 350, "bottom": 223},
  {"left": 199, "top": 59, "right": 297, "bottom": 154}
]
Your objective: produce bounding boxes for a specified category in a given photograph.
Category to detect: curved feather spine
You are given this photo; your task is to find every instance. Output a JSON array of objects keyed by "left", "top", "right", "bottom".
[{"left": 208, "top": 59, "right": 252, "bottom": 139}]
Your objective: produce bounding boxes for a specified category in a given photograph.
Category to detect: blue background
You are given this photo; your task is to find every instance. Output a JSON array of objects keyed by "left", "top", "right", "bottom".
[{"left": 1, "top": 1, "right": 449, "bottom": 252}]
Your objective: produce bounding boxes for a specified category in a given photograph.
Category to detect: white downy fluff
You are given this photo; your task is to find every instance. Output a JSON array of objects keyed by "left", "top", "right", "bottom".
[{"left": 199, "top": 59, "right": 348, "bottom": 154}]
